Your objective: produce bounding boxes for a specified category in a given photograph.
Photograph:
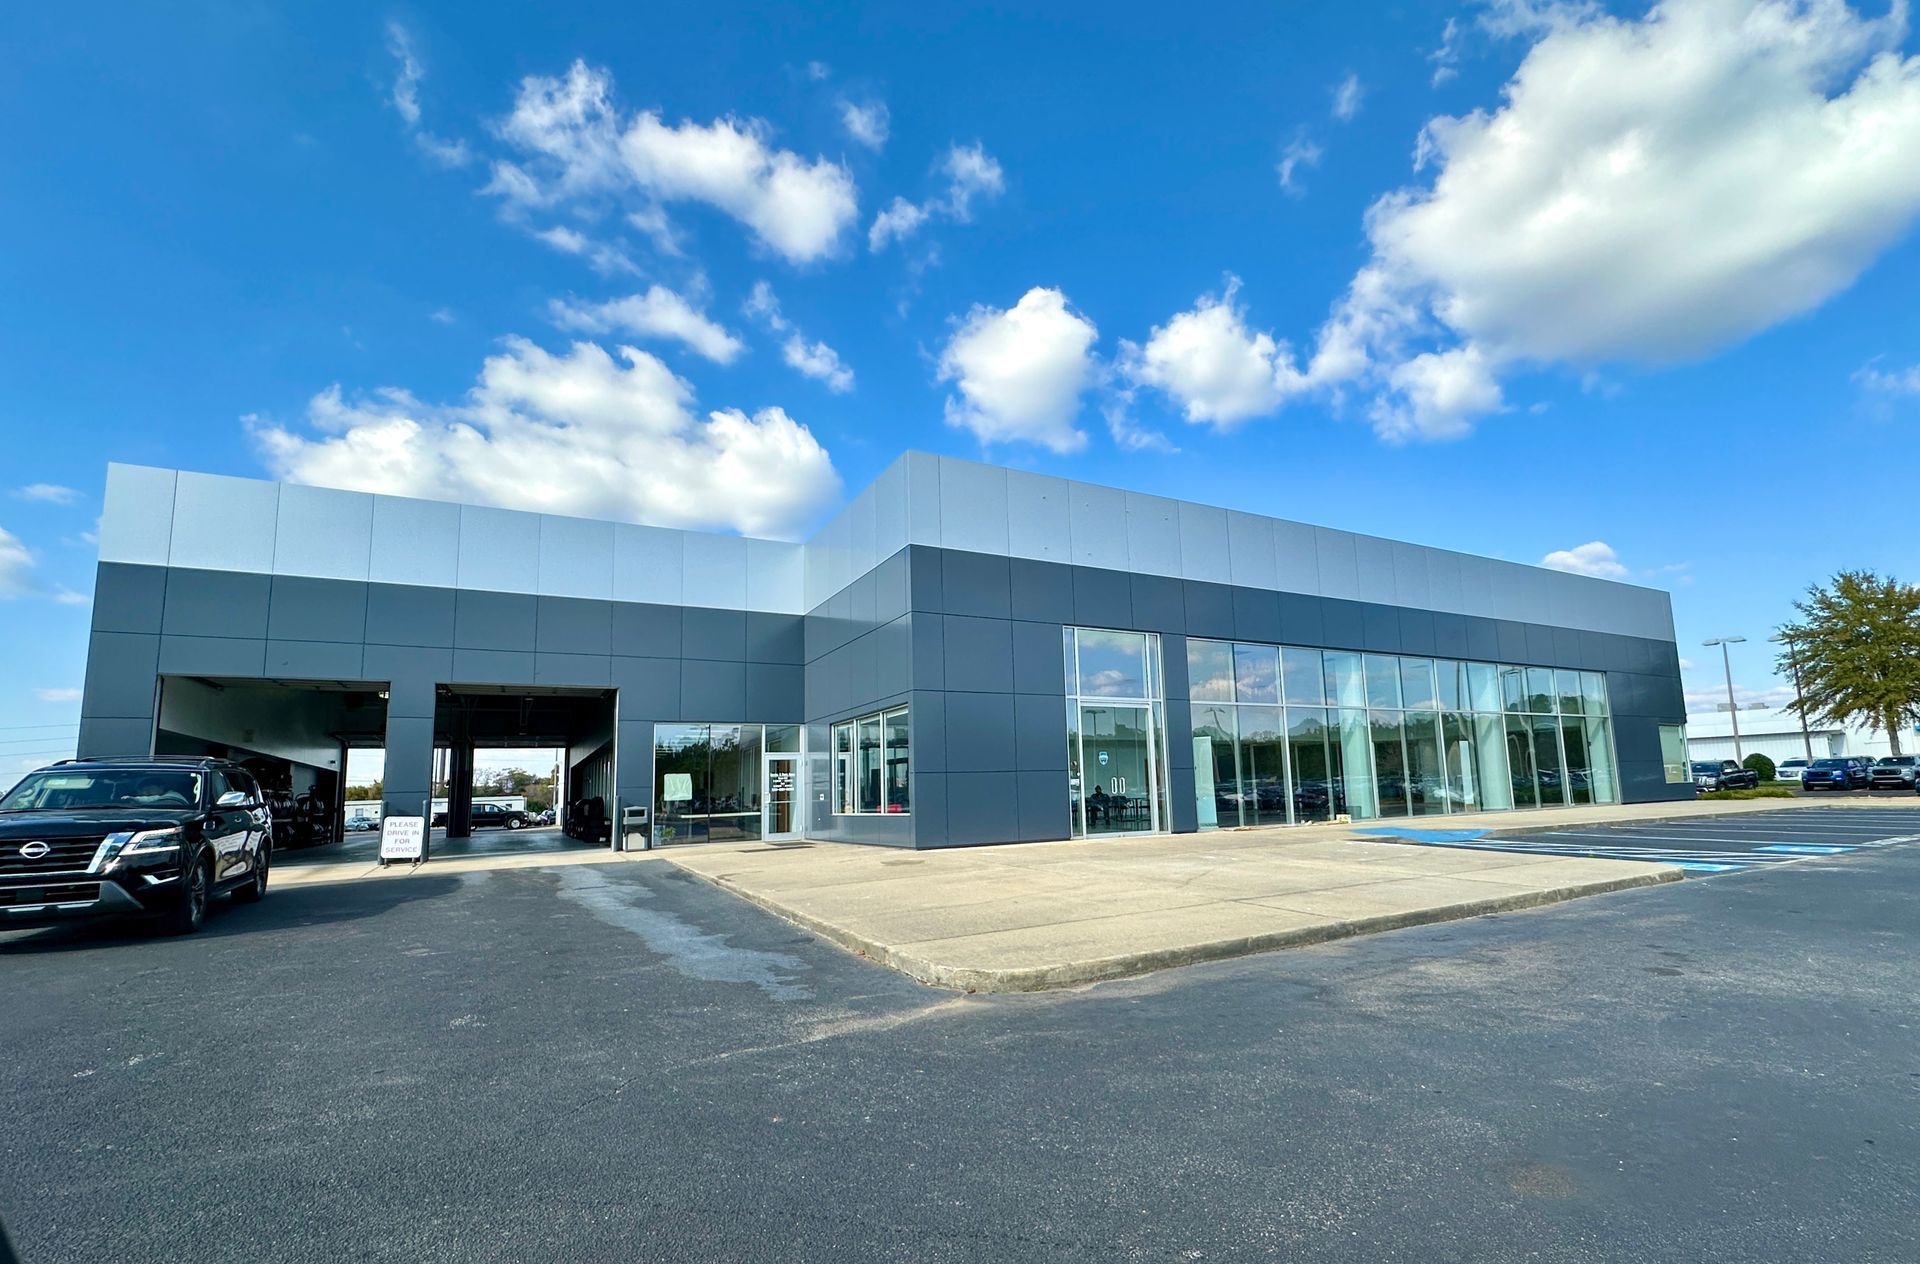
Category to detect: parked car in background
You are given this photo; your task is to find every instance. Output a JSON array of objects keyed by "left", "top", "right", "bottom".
[
  {"left": 1775, "top": 758, "right": 1809, "bottom": 782},
  {"left": 536, "top": 808, "right": 556, "bottom": 826},
  {"left": 345, "top": 814, "right": 379, "bottom": 832},
  {"left": 430, "top": 802, "right": 532, "bottom": 830},
  {"left": 1802, "top": 758, "right": 1870, "bottom": 791},
  {"left": 1869, "top": 756, "right": 1919, "bottom": 789},
  {"left": 1691, "top": 759, "right": 1760, "bottom": 792},
  {"left": 0, "top": 756, "right": 271, "bottom": 934}
]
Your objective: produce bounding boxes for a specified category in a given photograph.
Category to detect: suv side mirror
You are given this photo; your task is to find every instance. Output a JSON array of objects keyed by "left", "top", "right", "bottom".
[{"left": 216, "top": 790, "right": 250, "bottom": 809}]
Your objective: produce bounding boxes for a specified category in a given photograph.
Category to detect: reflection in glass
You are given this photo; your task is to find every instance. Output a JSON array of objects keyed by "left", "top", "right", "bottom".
[
  {"left": 1365, "top": 655, "right": 1403, "bottom": 710},
  {"left": 655, "top": 723, "right": 763, "bottom": 844},
  {"left": 1238, "top": 705, "right": 1288, "bottom": 826},
  {"left": 1281, "top": 648, "right": 1327, "bottom": 706},
  {"left": 1067, "top": 702, "right": 1085, "bottom": 837},
  {"left": 1559, "top": 715, "right": 1593, "bottom": 805},
  {"left": 1338, "top": 709, "right": 1377, "bottom": 818},
  {"left": 1436, "top": 660, "right": 1464, "bottom": 712},
  {"left": 1473, "top": 713, "right": 1515, "bottom": 811},
  {"left": 1403, "top": 710, "right": 1446, "bottom": 816},
  {"left": 1188, "top": 639, "right": 1235, "bottom": 703},
  {"left": 884, "top": 708, "right": 910, "bottom": 812},
  {"left": 1585, "top": 717, "right": 1619, "bottom": 803},
  {"left": 1557, "top": 669, "right": 1585, "bottom": 716},
  {"left": 1581, "top": 671, "right": 1610, "bottom": 715},
  {"left": 857, "top": 715, "right": 882, "bottom": 813},
  {"left": 1467, "top": 662, "right": 1502, "bottom": 713},
  {"left": 1400, "top": 658, "right": 1438, "bottom": 711},
  {"left": 1325, "top": 652, "right": 1367, "bottom": 710},
  {"left": 1192, "top": 705, "right": 1240, "bottom": 829},
  {"left": 1081, "top": 704, "right": 1155, "bottom": 834},
  {"left": 1287, "top": 708, "right": 1336, "bottom": 822},
  {"left": 1076, "top": 629, "right": 1150, "bottom": 698},
  {"left": 1233, "top": 643, "right": 1281, "bottom": 704},
  {"left": 1532, "top": 714, "right": 1566, "bottom": 806},
  {"left": 1441, "top": 712, "right": 1478, "bottom": 811},
  {"left": 1371, "top": 712, "right": 1410, "bottom": 817},
  {"left": 1506, "top": 714, "right": 1539, "bottom": 807},
  {"left": 1526, "top": 667, "right": 1557, "bottom": 715},
  {"left": 1500, "top": 666, "right": 1527, "bottom": 714}
]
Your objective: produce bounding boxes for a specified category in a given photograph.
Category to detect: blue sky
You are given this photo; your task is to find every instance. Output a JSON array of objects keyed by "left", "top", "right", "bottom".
[{"left": 4, "top": 0, "right": 1919, "bottom": 775}]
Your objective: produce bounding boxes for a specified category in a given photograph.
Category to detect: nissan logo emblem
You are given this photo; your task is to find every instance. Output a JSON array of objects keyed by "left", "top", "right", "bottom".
[{"left": 19, "top": 841, "right": 50, "bottom": 860}]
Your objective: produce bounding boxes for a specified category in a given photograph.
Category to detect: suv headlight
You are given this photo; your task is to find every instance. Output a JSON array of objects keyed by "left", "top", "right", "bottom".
[{"left": 105, "top": 827, "right": 185, "bottom": 857}]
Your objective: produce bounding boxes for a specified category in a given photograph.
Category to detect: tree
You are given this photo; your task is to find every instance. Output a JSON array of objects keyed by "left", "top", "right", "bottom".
[
  {"left": 1742, "top": 753, "right": 1776, "bottom": 782},
  {"left": 1776, "top": 571, "right": 1920, "bottom": 757},
  {"left": 344, "top": 779, "right": 383, "bottom": 802}
]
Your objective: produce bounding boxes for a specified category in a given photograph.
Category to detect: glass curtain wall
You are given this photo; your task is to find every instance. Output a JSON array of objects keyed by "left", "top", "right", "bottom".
[
  {"left": 653, "top": 723, "right": 765, "bottom": 845},
  {"left": 1187, "top": 638, "right": 1617, "bottom": 828},
  {"left": 1065, "top": 628, "right": 1168, "bottom": 837}
]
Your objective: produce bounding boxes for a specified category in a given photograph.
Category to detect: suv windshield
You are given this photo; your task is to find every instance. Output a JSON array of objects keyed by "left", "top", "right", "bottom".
[
  {"left": 1689, "top": 762, "right": 1719, "bottom": 773},
  {"left": 0, "top": 768, "right": 203, "bottom": 811},
  {"left": 1877, "top": 757, "right": 1916, "bottom": 767},
  {"left": 1809, "top": 759, "right": 1846, "bottom": 769}
]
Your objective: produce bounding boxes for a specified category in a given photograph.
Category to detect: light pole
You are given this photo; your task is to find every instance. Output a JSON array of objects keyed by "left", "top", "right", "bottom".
[
  {"left": 1776, "top": 632, "right": 1814, "bottom": 762},
  {"left": 1703, "top": 636, "right": 1747, "bottom": 763}
]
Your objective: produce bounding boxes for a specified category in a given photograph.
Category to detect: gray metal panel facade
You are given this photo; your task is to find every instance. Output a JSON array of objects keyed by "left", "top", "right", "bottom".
[{"left": 80, "top": 457, "right": 1691, "bottom": 850}]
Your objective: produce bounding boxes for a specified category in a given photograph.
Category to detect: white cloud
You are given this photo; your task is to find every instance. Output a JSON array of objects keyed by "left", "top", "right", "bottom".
[
  {"left": 1332, "top": 73, "right": 1364, "bottom": 121},
  {"left": 1300, "top": 0, "right": 1920, "bottom": 440},
  {"left": 52, "top": 588, "right": 88, "bottom": 606},
  {"left": 384, "top": 23, "right": 472, "bottom": 167},
  {"left": 867, "top": 142, "right": 1004, "bottom": 250},
  {"left": 1685, "top": 681, "right": 1797, "bottom": 714},
  {"left": 1277, "top": 133, "right": 1321, "bottom": 194},
  {"left": 14, "top": 484, "right": 77, "bottom": 504},
  {"left": 868, "top": 197, "right": 930, "bottom": 250},
  {"left": 531, "top": 224, "right": 638, "bottom": 276},
  {"left": 1120, "top": 278, "right": 1307, "bottom": 426},
  {"left": 253, "top": 337, "right": 841, "bottom": 539},
  {"left": 35, "top": 687, "right": 82, "bottom": 703},
  {"left": 807, "top": 61, "right": 832, "bottom": 82},
  {"left": 548, "top": 287, "right": 744, "bottom": 363},
  {"left": 489, "top": 61, "right": 858, "bottom": 264},
  {"left": 782, "top": 336, "right": 854, "bottom": 393},
  {"left": 1099, "top": 390, "right": 1177, "bottom": 453},
  {"left": 742, "top": 281, "right": 854, "bottom": 392},
  {"left": 1430, "top": 18, "right": 1464, "bottom": 85},
  {"left": 430, "top": 307, "right": 456, "bottom": 325},
  {"left": 0, "top": 528, "right": 31, "bottom": 597},
  {"left": 1540, "top": 540, "right": 1628, "bottom": 578},
  {"left": 1855, "top": 360, "right": 1920, "bottom": 395},
  {"left": 938, "top": 287, "right": 1098, "bottom": 453},
  {"left": 841, "top": 100, "right": 890, "bottom": 149}
]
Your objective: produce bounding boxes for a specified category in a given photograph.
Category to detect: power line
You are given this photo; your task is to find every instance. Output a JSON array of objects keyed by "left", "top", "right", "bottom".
[{"left": 0, "top": 722, "right": 82, "bottom": 732}]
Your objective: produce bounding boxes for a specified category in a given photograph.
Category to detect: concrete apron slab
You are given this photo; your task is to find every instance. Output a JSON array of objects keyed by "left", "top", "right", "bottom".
[
  {"left": 662, "top": 835, "right": 1681, "bottom": 994},
  {"left": 272, "top": 846, "right": 656, "bottom": 889}
]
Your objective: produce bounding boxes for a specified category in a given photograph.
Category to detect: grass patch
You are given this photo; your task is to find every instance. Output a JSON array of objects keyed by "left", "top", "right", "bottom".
[{"left": 1698, "top": 786, "right": 1798, "bottom": 801}]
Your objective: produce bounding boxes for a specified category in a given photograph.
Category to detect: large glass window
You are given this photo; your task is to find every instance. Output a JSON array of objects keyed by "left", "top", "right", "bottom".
[
  {"left": 832, "top": 707, "right": 910, "bottom": 815},
  {"left": 1181, "top": 637, "right": 1619, "bottom": 827},
  {"left": 1076, "top": 629, "right": 1150, "bottom": 699},
  {"left": 1233, "top": 643, "right": 1280, "bottom": 704},
  {"left": 1067, "top": 628, "right": 1167, "bottom": 837},
  {"left": 1660, "top": 724, "right": 1689, "bottom": 783},
  {"left": 654, "top": 723, "right": 763, "bottom": 845},
  {"left": 1188, "top": 639, "right": 1235, "bottom": 703},
  {"left": 1281, "top": 648, "right": 1327, "bottom": 706}
]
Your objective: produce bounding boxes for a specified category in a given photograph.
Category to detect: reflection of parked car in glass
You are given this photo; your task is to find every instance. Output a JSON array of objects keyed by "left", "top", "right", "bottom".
[
  {"left": 0, "top": 757, "right": 271, "bottom": 935},
  {"left": 1692, "top": 760, "right": 1759, "bottom": 792},
  {"left": 1776, "top": 758, "right": 1808, "bottom": 782},
  {"left": 1802, "top": 758, "right": 1868, "bottom": 791},
  {"left": 1870, "top": 756, "right": 1919, "bottom": 789}
]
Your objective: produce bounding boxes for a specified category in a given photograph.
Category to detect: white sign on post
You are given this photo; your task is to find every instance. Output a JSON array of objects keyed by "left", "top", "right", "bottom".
[{"left": 379, "top": 815, "right": 426, "bottom": 864}]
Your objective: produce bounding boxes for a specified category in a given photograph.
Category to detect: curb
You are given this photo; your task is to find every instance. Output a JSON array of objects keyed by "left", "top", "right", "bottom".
[{"left": 668, "top": 863, "right": 1682, "bottom": 994}]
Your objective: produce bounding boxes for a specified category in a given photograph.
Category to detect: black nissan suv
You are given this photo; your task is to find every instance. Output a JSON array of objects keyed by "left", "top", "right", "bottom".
[{"left": 0, "top": 756, "right": 272, "bottom": 935}]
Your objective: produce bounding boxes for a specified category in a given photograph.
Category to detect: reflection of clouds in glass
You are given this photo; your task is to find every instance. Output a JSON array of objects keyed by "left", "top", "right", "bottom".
[
  {"left": 1193, "top": 672, "right": 1235, "bottom": 698},
  {"left": 1082, "top": 667, "right": 1142, "bottom": 696}
]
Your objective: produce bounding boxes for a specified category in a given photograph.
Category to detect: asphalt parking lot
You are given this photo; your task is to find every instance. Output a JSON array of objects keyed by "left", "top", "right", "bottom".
[
  {"left": 2, "top": 819, "right": 1916, "bottom": 1263},
  {"left": 1362, "top": 805, "right": 1920, "bottom": 874}
]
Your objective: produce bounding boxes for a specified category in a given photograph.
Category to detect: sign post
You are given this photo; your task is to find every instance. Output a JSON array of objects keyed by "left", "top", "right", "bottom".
[{"left": 379, "top": 815, "right": 427, "bottom": 868}]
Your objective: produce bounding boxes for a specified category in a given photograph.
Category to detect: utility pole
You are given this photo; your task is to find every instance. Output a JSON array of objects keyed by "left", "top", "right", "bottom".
[
  {"left": 1778, "top": 632, "right": 1814, "bottom": 762},
  {"left": 1703, "top": 636, "right": 1747, "bottom": 763}
]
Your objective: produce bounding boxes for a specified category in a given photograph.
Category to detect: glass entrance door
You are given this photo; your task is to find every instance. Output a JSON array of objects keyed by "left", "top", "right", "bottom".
[
  {"left": 764, "top": 754, "right": 799, "bottom": 839},
  {"left": 1077, "top": 704, "right": 1160, "bottom": 835}
]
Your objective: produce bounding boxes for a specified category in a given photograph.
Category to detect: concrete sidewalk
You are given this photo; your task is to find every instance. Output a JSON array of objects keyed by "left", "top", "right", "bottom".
[{"left": 662, "top": 828, "right": 1680, "bottom": 993}]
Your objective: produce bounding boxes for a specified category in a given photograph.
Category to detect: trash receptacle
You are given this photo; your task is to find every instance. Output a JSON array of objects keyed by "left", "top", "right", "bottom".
[{"left": 621, "top": 805, "right": 651, "bottom": 852}]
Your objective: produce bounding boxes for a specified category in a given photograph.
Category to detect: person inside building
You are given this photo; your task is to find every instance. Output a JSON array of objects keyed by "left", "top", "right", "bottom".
[{"left": 1089, "top": 785, "right": 1110, "bottom": 828}]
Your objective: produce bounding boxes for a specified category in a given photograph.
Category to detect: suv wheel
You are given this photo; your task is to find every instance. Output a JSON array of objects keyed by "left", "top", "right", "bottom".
[
  {"left": 235, "top": 845, "right": 269, "bottom": 904},
  {"left": 507, "top": 816, "right": 525, "bottom": 830},
  {"left": 161, "top": 855, "right": 213, "bottom": 935}
]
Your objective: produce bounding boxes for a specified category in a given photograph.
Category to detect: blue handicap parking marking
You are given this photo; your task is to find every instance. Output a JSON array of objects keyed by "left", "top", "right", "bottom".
[
  {"left": 1754, "top": 843, "right": 1857, "bottom": 855},
  {"left": 1674, "top": 862, "right": 1747, "bottom": 873},
  {"left": 1354, "top": 827, "right": 1491, "bottom": 844}
]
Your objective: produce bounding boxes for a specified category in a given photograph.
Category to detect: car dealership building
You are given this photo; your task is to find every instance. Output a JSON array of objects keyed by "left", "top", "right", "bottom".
[{"left": 78, "top": 452, "right": 1692, "bottom": 849}]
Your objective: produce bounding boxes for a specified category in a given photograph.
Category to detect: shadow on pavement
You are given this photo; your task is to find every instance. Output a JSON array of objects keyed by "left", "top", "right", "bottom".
[{"left": 0, "top": 873, "right": 463, "bottom": 955}]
